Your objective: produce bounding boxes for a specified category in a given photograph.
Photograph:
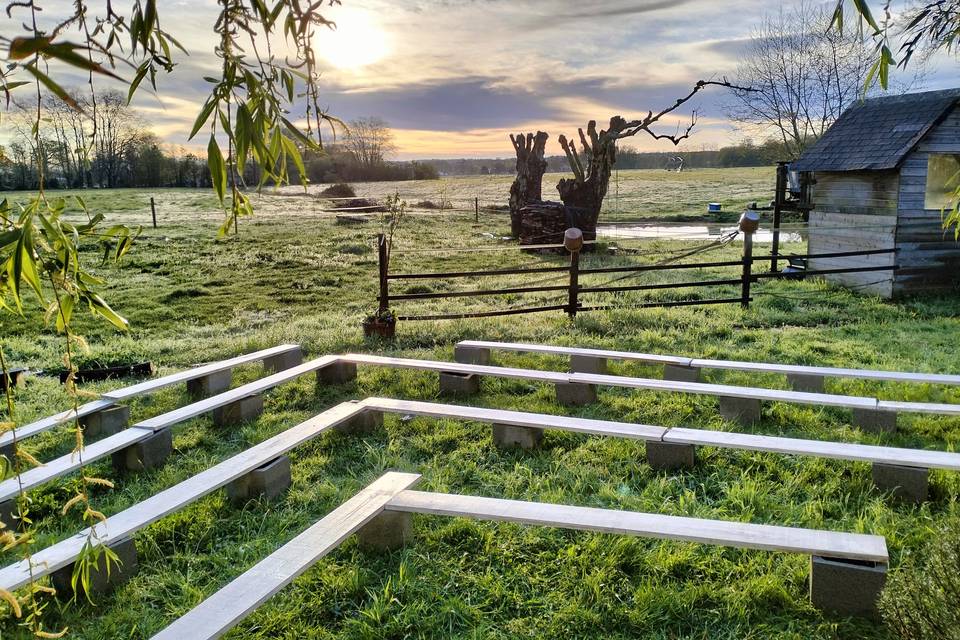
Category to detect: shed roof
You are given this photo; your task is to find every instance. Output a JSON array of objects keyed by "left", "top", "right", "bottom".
[{"left": 792, "top": 88, "right": 960, "bottom": 172}]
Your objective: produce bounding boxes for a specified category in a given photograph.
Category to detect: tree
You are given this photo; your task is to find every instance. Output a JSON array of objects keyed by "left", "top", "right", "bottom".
[
  {"left": 345, "top": 117, "right": 397, "bottom": 168},
  {"left": 93, "top": 91, "right": 149, "bottom": 188},
  {"left": 508, "top": 131, "right": 549, "bottom": 237},
  {"left": 726, "top": 3, "right": 879, "bottom": 159}
]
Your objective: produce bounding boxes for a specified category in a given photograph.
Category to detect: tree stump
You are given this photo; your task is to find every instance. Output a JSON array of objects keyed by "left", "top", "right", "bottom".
[{"left": 509, "top": 132, "right": 549, "bottom": 238}]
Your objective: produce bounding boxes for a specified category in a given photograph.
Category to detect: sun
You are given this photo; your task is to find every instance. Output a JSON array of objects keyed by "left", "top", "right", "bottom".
[{"left": 316, "top": 8, "right": 391, "bottom": 70}]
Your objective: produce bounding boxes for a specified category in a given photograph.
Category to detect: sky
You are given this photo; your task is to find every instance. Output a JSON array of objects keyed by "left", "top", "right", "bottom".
[{"left": 2, "top": 0, "right": 956, "bottom": 160}]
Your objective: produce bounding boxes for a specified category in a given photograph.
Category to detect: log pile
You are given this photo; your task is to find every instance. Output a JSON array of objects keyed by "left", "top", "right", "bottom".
[{"left": 519, "top": 201, "right": 596, "bottom": 251}]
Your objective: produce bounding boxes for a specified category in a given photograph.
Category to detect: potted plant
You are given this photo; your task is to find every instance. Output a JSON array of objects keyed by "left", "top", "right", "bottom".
[{"left": 363, "top": 307, "right": 397, "bottom": 338}]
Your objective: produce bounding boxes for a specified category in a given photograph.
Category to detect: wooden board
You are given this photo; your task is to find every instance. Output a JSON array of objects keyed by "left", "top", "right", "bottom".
[
  {"left": 363, "top": 397, "right": 667, "bottom": 441},
  {"left": 0, "top": 345, "right": 302, "bottom": 450},
  {"left": 104, "top": 344, "right": 301, "bottom": 401},
  {"left": 0, "top": 356, "right": 340, "bottom": 504},
  {"left": 0, "top": 401, "right": 367, "bottom": 592},
  {"left": 341, "top": 353, "right": 569, "bottom": 383},
  {"left": 459, "top": 340, "right": 960, "bottom": 386},
  {"left": 386, "top": 491, "right": 889, "bottom": 563},
  {"left": 0, "top": 399, "right": 115, "bottom": 449},
  {"left": 150, "top": 472, "right": 421, "bottom": 640}
]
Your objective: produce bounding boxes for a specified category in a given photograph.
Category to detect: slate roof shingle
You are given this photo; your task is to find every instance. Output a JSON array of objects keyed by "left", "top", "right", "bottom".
[{"left": 792, "top": 88, "right": 960, "bottom": 172}]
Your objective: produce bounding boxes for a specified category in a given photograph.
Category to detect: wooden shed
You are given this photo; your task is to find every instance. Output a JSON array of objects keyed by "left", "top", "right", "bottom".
[{"left": 792, "top": 88, "right": 960, "bottom": 298}]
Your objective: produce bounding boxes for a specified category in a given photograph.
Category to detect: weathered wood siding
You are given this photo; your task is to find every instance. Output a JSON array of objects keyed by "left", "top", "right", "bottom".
[
  {"left": 807, "top": 211, "right": 896, "bottom": 298},
  {"left": 895, "top": 104, "right": 960, "bottom": 296},
  {"left": 807, "top": 170, "right": 898, "bottom": 297}
]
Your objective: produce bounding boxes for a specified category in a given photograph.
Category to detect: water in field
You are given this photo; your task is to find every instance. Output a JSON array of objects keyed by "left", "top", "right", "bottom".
[{"left": 597, "top": 223, "right": 805, "bottom": 243}]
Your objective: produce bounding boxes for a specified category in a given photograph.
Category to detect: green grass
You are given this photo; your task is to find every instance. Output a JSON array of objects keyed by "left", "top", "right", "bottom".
[{"left": 1, "top": 170, "right": 959, "bottom": 639}]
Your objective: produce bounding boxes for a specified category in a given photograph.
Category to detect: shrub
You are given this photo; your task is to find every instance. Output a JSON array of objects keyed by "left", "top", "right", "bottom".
[
  {"left": 879, "top": 517, "right": 960, "bottom": 640},
  {"left": 320, "top": 182, "right": 356, "bottom": 198}
]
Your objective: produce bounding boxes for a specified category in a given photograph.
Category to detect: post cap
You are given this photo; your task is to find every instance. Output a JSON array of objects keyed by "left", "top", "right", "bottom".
[
  {"left": 564, "top": 227, "right": 584, "bottom": 252},
  {"left": 739, "top": 210, "right": 760, "bottom": 234}
]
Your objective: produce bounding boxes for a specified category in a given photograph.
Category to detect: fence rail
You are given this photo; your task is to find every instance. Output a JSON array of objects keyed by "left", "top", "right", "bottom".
[{"left": 375, "top": 233, "right": 900, "bottom": 323}]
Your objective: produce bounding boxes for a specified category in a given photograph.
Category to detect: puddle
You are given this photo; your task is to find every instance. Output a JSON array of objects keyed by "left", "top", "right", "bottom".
[{"left": 597, "top": 224, "right": 806, "bottom": 243}]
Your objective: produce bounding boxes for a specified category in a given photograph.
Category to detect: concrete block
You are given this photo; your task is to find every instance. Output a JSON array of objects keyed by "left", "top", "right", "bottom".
[
  {"left": 663, "top": 364, "right": 701, "bottom": 382},
  {"left": 787, "top": 373, "right": 825, "bottom": 394},
  {"left": 80, "top": 405, "right": 130, "bottom": 439},
  {"left": 263, "top": 347, "right": 304, "bottom": 373},
  {"left": 52, "top": 536, "right": 138, "bottom": 600},
  {"left": 872, "top": 463, "right": 929, "bottom": 504},
  {"left": 439, "top": 372, "right": 480, "bottom": 397},
  {"left": 1, "top": 369, "right": 25, "bottom": 390},
  {"left": 316, "top": 361, "right": 357, "bottom": 385},
  {"left": 226, "top": 455, "right": 292, "bottom": 505},
  {"left": 112, "top": 428, "right": 173, "bottom": 473},
  {"left": 212, "top": 395, "right": 264, "bottom": 426},
  {"left": 809, "top": 556, "right": 886, "bottom": 618},
  {"left": 187, "top": 369, "right": 233, "bottom": 399},
  {"left": 570, "top": 355, "right": 608, "bottom": 375},
  {"left": 719, "top": 396, "right": 762, "bottom": 425},
  {"left": 646, "top": 441, "right": 696, "bottom": 470},
  {"left": 492, "top": 423, "right": 544, "bottom": 450},
  {"left": 454, "top": 345, "right": 490, "bottom": 366},
  {"left": 336, "top": 410, "right": 383, "bottom": 436},
  {"left": 357, "top": 510, "right": 413, "bottom": 552},
  {"left": 0, "top": 498, "right": 18, "bottom": 530},
  {"left": 853, "top": 409, "right": 897, "bottom": 434},
  {"left": 555, "top": 381, "right": 597, "bottom": 407}
]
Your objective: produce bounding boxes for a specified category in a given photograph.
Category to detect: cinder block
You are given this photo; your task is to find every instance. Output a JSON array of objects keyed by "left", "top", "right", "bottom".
[
  {"left": 872, "top": 463, "right": 929, "bottom": 504},
  {"left": 439, "top": 372, "right": 480, "bottom": 396},
  {"left": 492, "top": 423, "right": 544, "bottom": 450},
  {"left": 719, "top": 396, "right": 762, "bottom": 425},
  {"left": 853, "top": 409, "right": 897, "bottom": 434},
  {"left": 187, "top": 369, "right": 233, "bottom": 399},
  {"left": 555, "top": 381, "right": 597, "bottom": 407},
  {"left": 52, "top": 536, "right": 138, "bottom": 600},
  {"left": 454, "top": 345, "right": 490, "bottom": 366},
  {"left": 809, "top": 556, "right": 886, "bottom": 618},
  {"left": 646, "top": 440, "right": 696, "bottom": 470},
  {"left": 663, "top": 364, "right": 701, "bottom": 382},
  {"left": 316, "top": 361, "right": 357, "bottom": 385},
  {"left": 0, "top": 498, "right": 18, "bottom": 530},
  {"left": 357, "top": 510, "right": 413, "bottom": 551},
  {"left": 336, "top": 410, "right": 383, "bottom": 436},
  {"left": 80, "top": 405, "right": 130, "bottom": 439},
  {"left": 787, "top": 373, "right": 825, "bottom": 394},
  {"left": 263, "top": 347, "right": 304, "bottom": 373},
  {"left": 112, "top": 428, "right": 173, "bottom": 473},
  {"left": 226, "top": 455, "right": 292, "bottom": 505},
  {"left": 212, "top": 395, "right": 264, "bottom": 426},
  {"left": 570, "top": 355, "right": 608, "bottom": 375},
  {"left": 1, "top": 369, "right": 25, "bottom": 390}
]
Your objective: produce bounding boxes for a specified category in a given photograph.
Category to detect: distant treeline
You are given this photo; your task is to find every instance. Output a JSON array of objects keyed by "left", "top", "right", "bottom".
[{"left": 425, "top": 138, "right": 788, "bottom": 176}]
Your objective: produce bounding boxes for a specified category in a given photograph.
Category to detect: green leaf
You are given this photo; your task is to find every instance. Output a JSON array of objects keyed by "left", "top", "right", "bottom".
[
  {"left": 22, "top": 64, "right": 83, "bottom": 112},
  {"left": 85, "top": 294, "right": 128, "bottom": 331},
  {"left": 190, "top": 98, "right": 218, "bottom": 140},
  {"left": 207, "top": 135, "right": 227, "bottom": 206}
]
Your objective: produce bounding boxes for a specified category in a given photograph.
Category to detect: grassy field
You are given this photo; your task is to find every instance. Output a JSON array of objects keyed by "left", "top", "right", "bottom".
[{"left": 1, "top": 169, "right": 959, "bottom": 639}]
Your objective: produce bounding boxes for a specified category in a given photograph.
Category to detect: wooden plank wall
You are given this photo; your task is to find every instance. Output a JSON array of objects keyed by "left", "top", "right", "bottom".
[
  {"left": 808, "top": 170, "right": 898, "bottom": 298},
  {"left": 895, "top": 104, "right": 960, "bottom": 296}
]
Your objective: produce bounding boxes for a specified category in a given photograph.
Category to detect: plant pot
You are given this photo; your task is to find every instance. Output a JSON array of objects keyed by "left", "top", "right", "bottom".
[{"left": 363, "top": 318, "right": 396, "bottom": 339}]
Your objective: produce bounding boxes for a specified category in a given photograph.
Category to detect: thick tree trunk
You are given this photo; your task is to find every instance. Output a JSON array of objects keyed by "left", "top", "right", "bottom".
[
  {"left": 509, "top": 131, "right": 549, "bottom": 238},
  {"left": 556, "top": 118, "right": 624, "bottom": 234}
]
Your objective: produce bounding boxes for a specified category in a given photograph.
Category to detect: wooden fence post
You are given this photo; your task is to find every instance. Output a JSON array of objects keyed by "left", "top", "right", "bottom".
[
  {"left": 564, "top": 228, "right": 584, "bottom": 318},
  {"left": 377, "top": 233, "right": 389, "bottom": 314},
  {"left": 739, "top": 211, "right": 759, "bottom": 308},
  {"left": 475, "top": 197, "right": 479, "bottom": 223},
  {"left": 150, "top": 197, "right": 157, "bottom": 229},
  {"left": 770, "top": 161, "right": 787, "bottom": 272}
]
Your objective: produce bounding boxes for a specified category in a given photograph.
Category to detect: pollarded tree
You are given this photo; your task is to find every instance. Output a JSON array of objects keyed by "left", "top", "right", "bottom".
[
  {"left": 508, "top": 131, "right": 549, "bottom": 237},
  {"left": 554, "top": 80, "right": 742, "bottom": 231}
]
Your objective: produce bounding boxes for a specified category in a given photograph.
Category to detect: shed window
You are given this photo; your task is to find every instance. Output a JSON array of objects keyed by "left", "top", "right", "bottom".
[{"left": 925, "top": 154, "right": 960, "bottom": 209}]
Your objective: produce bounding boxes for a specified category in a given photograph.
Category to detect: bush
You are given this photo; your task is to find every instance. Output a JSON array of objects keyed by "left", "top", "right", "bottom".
[
  {"left": 879, "top": 517, "right": 960, "bottom": 639},
  {"left": 320, "top": 182, "right": 356, "bottom": 198}
]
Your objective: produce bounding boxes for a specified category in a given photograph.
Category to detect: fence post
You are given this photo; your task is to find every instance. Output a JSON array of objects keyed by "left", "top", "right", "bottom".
[
  {"left": 475, "top": 197, "right": 479, "bottom": 223},
  {"left": 770, "top": 161, "right": 787, "bottom": 272},
  {"left": 377, "top": 233, "right": 389, "bottom": 314},
  {"left": 150, "top": 197, "right": 157, "bottom": 229},
  {"left": 740, "top": 211, "right": 759, "bottom": 308},
  {"left": 565, "top": 228, "right": 583, "bottom": 318}
]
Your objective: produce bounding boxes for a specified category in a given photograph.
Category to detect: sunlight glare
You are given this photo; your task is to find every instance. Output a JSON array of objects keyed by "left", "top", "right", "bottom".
[{"left": 317, "top": 8, "right": 391, "bottom": 70}]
